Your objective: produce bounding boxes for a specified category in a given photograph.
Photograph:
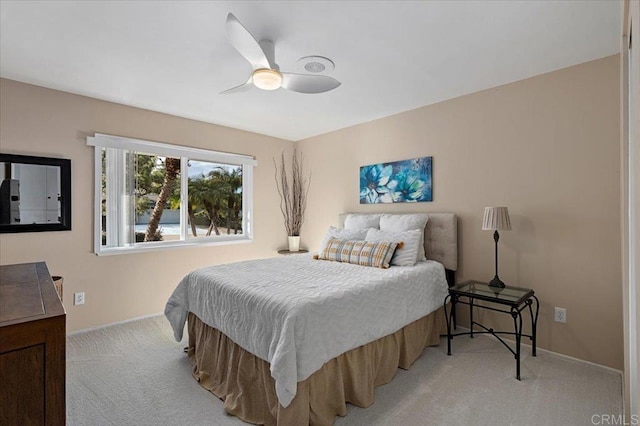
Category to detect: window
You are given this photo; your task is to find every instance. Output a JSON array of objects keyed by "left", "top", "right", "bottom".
[{"left": 88, "top": 134, "right": 256, "bottom": 255}]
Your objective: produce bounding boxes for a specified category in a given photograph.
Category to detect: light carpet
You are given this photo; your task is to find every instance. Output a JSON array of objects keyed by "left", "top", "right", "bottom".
[{"left": 67, "top": 315, "right": 622, "bottom": 425}]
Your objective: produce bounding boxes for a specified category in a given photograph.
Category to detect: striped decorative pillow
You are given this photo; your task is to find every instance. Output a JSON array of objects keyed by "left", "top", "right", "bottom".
[{"left": 314, "top": 238, "right": 401, "bottom": 269}]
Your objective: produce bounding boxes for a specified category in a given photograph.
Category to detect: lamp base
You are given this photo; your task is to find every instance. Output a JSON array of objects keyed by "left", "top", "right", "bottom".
[{"left": 488, "top": 276, "right": 506, "bottom": 288}]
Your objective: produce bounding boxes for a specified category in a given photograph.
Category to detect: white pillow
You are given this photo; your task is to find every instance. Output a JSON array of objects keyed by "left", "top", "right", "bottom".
[
  {"left": 319, "top": 226, "right": 369, "bottom": 252},
  {"left": 344, "top": 214, "right": 382, "bottom": 230},
  {"left": 379, "top": 214, "right": 429, "bottom": 261},
  {"left": 365, "top": 228, "right": 422, "bottom": 266}
]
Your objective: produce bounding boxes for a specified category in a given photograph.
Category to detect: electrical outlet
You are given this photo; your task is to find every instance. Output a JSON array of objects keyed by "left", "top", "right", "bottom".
[
  {"left": 74, "top": 292, "right": 85, "bottom": 306},
  {"left": 554, "top": 307, "right": 566, "bottom": 323}
]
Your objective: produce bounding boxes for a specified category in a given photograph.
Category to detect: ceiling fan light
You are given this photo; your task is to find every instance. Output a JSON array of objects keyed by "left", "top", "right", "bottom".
[{"left": 252, "top": 68, "right": 282, "bottom": 90}]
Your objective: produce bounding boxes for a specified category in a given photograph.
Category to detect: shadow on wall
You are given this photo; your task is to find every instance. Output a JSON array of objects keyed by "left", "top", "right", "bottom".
[{"left": 506, "top": 213, "right": 539, "bottom": 286}]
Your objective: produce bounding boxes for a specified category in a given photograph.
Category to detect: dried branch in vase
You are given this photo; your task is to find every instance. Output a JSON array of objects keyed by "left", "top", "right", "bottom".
[{"left": 274, "top": 149, "right": 311, "bottom": 237}]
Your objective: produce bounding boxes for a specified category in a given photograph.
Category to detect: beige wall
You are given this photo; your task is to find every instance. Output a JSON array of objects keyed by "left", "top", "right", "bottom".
[
  {"left": 0, "top": 78, "right": 293, "bottom": 332},
  {"left": 298, "top": 55, "right": 623, "bottom": 369},
  {"left": 0, "top": 55, "right": 624, "bottom": 370}
]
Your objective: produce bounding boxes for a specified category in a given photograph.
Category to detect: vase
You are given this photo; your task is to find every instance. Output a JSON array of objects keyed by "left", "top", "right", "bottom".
[{"left": 288, "top": 236, "right": 300, "bottom": 252}]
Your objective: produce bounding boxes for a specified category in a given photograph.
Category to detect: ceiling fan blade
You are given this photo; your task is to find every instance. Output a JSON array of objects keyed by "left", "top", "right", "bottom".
[
  {"left": 225, "top": 13, "right": 271, "bottom": 70},
  {"left": 280, "top": 73, "right": 341, "bottom": 94},
  {"left": 219, "top": 78, "right": 254, "bottom": 95}
]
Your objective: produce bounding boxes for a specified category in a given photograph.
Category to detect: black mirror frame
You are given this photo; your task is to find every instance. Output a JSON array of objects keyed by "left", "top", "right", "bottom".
[{"left": 0, "top": 153, "right": 71, "bottom": 233}]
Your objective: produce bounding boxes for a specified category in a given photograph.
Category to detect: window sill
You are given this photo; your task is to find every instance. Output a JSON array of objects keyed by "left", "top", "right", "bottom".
[{"left": 95, "top": 236, "right": 252, "bottom": 256}]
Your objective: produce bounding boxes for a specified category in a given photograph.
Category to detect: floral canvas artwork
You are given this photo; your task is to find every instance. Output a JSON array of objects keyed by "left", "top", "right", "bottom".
[{"left": 360, "top": 157, "right": 432, "bottom": 204}]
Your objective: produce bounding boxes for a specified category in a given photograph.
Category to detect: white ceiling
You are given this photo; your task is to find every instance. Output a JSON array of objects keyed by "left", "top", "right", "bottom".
[{"left": 0, "top": 1, "right": 621, "bottom": 141}]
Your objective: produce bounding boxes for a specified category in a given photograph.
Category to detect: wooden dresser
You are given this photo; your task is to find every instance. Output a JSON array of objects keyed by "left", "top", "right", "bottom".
[{"left": 0, "top": 262, "right": 66, "bottom": 425}]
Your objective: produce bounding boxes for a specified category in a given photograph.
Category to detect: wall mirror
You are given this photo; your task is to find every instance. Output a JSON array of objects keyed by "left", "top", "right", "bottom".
[{"left": 0, "top": 153, "right": 71, "bottom": 233}]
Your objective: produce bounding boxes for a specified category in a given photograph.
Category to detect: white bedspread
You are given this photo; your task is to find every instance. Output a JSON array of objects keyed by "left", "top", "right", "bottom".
[{"left": 164, "top": 254, "right": 448, "bottom": 408}]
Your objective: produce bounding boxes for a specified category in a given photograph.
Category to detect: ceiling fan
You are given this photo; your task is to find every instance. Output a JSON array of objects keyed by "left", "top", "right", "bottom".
[{"left": 221, "top": 13, "right": 341, "bottom": 95}]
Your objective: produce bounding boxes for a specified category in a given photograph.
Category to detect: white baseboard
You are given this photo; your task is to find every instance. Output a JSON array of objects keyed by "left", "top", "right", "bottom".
[
  {"left": 449, "top": 325, "right": 623, "bottom": 376},
  {"left": 532, "top": 345, "right": 623, "bottom": 375},
  {"left": 67, "top": 312, "right": 163, "bottom": 336}
]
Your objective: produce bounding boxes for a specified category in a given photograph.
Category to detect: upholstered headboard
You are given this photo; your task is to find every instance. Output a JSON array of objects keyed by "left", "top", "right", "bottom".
[{"left": 338, "top": 213, "right": 458, "bottom": 284}]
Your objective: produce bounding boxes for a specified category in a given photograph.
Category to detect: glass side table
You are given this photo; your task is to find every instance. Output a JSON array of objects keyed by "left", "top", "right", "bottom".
[{"left": 444, "top": 280, "right": 539, "bottom": 380}]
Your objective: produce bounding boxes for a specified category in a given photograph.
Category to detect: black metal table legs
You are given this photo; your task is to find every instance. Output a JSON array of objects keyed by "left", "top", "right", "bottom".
[
  {"left": 444, "top": 293, "right": 539, "bottom": 380},
  {"left": 470, "top": 297, "right": 474, "bottom": 338},
  {"left": 527, "top": 295, "right": 540, "bottom": 356},
  {"left": 444, "top": 294, "right": 453, "bottom": 356},
  {"left": 511, "top": 295, "right": 539, "bottom": 379},
  {"left": 510, "top": 306, "right": 523, "bottom": 380}
]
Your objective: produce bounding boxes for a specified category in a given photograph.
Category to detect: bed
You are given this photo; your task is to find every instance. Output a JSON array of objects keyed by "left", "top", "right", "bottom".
[{"left": 165, "top": 213, "right": 457, "bottom": 426}]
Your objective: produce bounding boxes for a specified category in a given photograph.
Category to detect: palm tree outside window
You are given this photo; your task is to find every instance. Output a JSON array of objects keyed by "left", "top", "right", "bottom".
[{"left": 88, "top": 134, "right": 255, "bottom": 255}]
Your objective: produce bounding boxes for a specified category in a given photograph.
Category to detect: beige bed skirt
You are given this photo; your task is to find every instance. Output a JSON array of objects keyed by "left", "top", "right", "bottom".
[{"left": 187, "top": 308, "right": 446, "bottom": 426}]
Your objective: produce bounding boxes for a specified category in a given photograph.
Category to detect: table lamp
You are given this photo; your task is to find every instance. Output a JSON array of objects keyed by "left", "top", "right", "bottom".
[{"left": 482, "top": 207, "right": 511, "bottom": 288}]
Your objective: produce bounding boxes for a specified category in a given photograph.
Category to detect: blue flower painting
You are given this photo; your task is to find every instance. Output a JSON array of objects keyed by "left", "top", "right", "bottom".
[{"left": 360, "top": 157, "right": 432, "bottom": 204}]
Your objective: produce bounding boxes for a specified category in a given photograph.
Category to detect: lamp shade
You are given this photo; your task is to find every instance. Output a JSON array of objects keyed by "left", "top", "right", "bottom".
[{"left": 482, "top": 207, "right": 511, "bottom": 231}]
